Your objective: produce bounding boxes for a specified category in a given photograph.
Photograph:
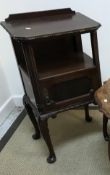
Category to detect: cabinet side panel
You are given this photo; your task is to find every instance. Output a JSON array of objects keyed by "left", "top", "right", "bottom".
[{"left": 11, "top": 38, "right": 37, "bottom": 107}]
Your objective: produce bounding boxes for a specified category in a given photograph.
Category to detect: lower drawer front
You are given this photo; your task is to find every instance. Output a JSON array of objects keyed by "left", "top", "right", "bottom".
[{"left": 46, "top": 77, "right": 92, "bottom": 104}]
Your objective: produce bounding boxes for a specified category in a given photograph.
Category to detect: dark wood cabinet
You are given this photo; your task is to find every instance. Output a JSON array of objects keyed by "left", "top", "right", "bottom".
[{"left": 1, "top": 8, "right": 101, "bottom": 163}]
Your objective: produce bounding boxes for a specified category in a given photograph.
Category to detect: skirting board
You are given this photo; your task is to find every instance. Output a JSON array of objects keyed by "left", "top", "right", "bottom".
[
  {"left": 0, "top": 95, "right": 23, "bottom": 126},
  {"left": 0, "top": 109, "right": 26, "bottom": 152},
  {"left": 12, "top": 95, "right": 24, "bottom": 107}
]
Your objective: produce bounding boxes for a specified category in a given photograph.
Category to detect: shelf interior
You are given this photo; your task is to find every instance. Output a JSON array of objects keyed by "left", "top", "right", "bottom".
[
  {"left": 38, "top": 53, "right": 95, "bottom": 81},
  {"left": 33, "top": 36, "right": 95, "bottom": 81}
]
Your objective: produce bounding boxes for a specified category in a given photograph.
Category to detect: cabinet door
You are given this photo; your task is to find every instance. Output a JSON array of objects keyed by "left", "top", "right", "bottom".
[
  {"left": 41, "top": 72, "right": 98, "bottom": 111},
  {"left": 49, "top": 77, "right": 92, "bottom": 102}
]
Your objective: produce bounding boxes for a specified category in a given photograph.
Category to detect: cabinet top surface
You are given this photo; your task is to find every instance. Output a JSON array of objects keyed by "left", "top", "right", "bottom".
[{"left": 1, "top": 8, "right": 101, "bottom": 40}]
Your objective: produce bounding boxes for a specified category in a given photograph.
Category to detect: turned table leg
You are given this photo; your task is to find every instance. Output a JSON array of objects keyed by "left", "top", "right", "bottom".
[
  {"left": 39, "top": 118, "right": 56, "bottom": 163},
  {"left": 84, "top": 104, "right": 92, "bottom": 122},
  {"left": 23, "top": 95, "right": 40, "bottom": 140}
]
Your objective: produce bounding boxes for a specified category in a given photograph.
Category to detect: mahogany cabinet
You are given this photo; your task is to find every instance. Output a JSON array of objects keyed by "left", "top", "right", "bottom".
[{"left": 1, "top": 8, "right": 101, "bottom": 163}]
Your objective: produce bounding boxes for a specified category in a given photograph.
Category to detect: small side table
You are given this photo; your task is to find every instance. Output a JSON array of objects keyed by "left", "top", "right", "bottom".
[
  {"left": 1, "top": 8, "right": 101, "bottom": 163},
  {"left": 95, "top": 79, "right": 110, "bottom": 160}
]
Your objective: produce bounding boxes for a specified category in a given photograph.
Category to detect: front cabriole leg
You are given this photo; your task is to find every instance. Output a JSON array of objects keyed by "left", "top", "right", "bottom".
[{"left": 39, "top": 117, "right": 56, "bottom": 163}]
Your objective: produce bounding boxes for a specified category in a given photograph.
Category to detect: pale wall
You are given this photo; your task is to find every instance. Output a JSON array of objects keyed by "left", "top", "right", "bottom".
[{"left": 0, "top": 63, "right": 10, "bottom": 107}]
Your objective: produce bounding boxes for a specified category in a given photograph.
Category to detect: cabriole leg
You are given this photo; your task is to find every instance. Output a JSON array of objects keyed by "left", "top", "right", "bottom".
[
  {"left": 23, "top": 95, "right": 40, "bottom": 140},
  {"left": 108, "top": 142, "right": 110, "bottom": 160},
  {"left": 39, "top": 118, "right": 56, "bottom": 163},
  {"left": 103, "top": 114, "right": 110, "bottom": 141},
  {"left": 84, "top": 104, "right": 92, "bottom": 122}
]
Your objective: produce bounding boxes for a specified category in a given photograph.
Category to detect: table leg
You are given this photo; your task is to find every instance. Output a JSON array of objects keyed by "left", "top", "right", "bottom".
[
  {"left": 39, "top": 118, "right": 56, "bottom": 163},
  {"left": 108, "top": 142, "right": 110, "bottom": 160},
  {"left": 84, "top": 104, "right": 92, "bottom": 122},
  {"left": 23, "top": 95, "right": 40, "bottom": 140},
  {"left": 103, "top": 114, "right": 110, "bottom": 141}
]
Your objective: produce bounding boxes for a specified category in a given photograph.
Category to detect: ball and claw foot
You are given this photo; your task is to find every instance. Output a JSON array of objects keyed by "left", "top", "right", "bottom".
[
  {"left": 47, "top": 154, "right": 56, "bottom": 163},
  {"left": 32, "top": 133, "right": 40, "bottom": 140}
]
